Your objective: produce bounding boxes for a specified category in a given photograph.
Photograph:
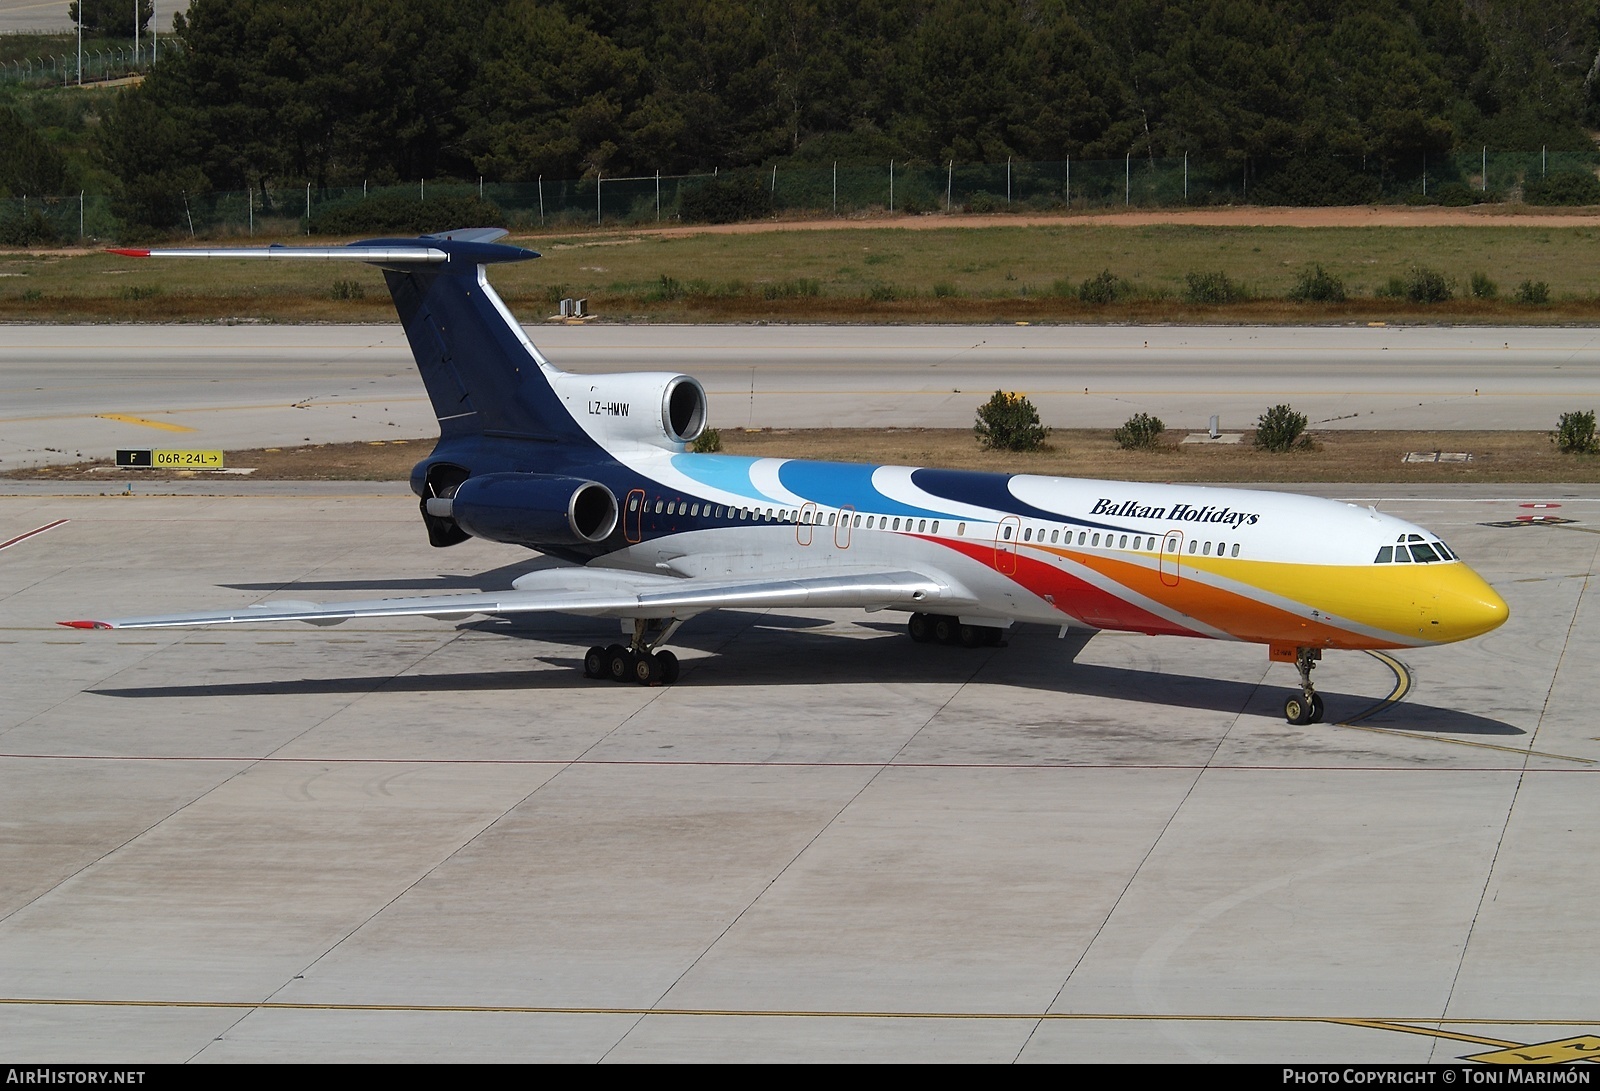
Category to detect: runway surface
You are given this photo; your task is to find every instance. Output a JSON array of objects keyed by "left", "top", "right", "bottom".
[
  {"left": 7, "top": 324, "right": 1600, "bottom": 468},
  {"left": 0, "top": 480, "right": 1596, "bottom": 1062}
]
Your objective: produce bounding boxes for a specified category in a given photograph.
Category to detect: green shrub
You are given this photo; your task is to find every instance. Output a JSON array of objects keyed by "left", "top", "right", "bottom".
[
  {"left": 691, "top": 427, "right": 723, "bottom": 453},
  {"left": 1113, "top": 412, "right": 1166, "bottom": 450},
  {"left": 307, "top": 193, "right": 503, "bottom": 235},
  {"left": 1287, "top": 264, "right": 1345, "bottom": 302},
  {"left": 1523, "top": 171, "right": 1600, "bottom": 206},
  {"left": 761, "top": 278, "right": 820, "bottom": 300},
  {"left": 1402, "top": 266, "right": 1453, "bottom": 303},
  {"left": 678, "top": 173, "right": 773, "bottom": 224},
  {"left": 120, "top": 284, "right": 161, "bottom": 301},
  {"left": 1254, "top": 403, "right": 1309, "bottom": 452},
  {"left": 1555, "top": 411, "right": 1599, "bottom": 453},
  {"left": 330, "top": 279, "right": 365, "bottom": 301},
  {"left": 966, "top": 191, "right": 1000, "bottom": 213},
  {"left": 975, "top": 390, "right": 1050, "bottom": 451},
  {"left": 1079, "top": 269, "right": 1130, "bottom": 304},
  {"left": 1469, "top": 272, "right": 1498, "bottom": 299},
  {"left": 1514, "top": 279, "right": 1550, "bottom": 304},
  {"left": 931, "top": 281, "right": 957, "bottom": 298},
  {"left": 867, "top": 284, "right": 898, "bottom": 302},
  {"left": 1183, "top": 270, "right": 1242, "bottom": 304}
]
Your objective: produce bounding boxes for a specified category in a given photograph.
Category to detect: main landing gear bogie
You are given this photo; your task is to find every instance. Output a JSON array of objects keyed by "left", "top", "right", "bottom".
[
  {"left": 585, "top": 643, "right": 681, "bottom": 686},
  {"left": 907, "top": 612, "right": 1005, "bottom": 649}
]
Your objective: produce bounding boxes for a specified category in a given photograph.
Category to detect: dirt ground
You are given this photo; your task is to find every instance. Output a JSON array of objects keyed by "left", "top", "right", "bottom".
[{"left": 14, "top": 429, "right": 1600, "bottom": 485}]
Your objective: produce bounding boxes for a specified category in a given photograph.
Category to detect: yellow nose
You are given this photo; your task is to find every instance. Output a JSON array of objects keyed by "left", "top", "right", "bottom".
[{"left": 1429, "top": 563, "right": 1509, "bottom": 643}]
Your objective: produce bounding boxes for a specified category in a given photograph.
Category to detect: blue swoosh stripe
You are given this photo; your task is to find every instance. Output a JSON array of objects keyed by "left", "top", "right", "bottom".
[{"left": 778, "top": 460, "right": 945, "bottom": 519}]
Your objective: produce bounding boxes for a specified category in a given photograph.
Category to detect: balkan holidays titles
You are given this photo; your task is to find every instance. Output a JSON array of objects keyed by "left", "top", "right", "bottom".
[{"left": 1090, "top": 498, "right": 1261, "bottom": 529}]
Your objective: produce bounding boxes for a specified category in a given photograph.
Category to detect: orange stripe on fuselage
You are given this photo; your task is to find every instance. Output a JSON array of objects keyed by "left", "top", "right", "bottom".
[{"left": 1059, "top": 548, "right": 1398, "bottom": 648}]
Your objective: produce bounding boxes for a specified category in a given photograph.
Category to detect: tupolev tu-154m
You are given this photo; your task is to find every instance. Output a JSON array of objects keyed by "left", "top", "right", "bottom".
[{"left": 62, "top": 230, "right": 1509, "bottom": 724}]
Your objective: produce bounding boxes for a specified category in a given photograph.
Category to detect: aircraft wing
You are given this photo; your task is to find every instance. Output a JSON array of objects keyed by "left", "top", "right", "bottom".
[{"left": 59, "top": 566, "right": 971, "bottom": 631}]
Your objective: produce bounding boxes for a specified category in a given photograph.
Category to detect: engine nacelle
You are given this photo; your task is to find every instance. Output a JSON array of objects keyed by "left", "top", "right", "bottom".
[
  {"left": 549, "top": 371, "right": 707, "bottom": 451},
  {"left": 429, "top": 472, "right": 619, "bottom": 548}
]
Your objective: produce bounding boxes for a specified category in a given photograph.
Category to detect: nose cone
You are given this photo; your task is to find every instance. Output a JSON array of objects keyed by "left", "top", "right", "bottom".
[{"left": 1432, "top": 563, "right": 1509, "bottom": 643}]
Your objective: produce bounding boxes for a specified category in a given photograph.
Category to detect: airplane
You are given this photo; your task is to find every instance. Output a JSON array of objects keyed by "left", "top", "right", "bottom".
[{"left": 62, "top": 229, "right": 1510, "bottom": 725}]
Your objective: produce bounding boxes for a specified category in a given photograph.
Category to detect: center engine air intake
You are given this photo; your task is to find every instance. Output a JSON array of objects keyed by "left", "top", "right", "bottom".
[
  {"left": 550, "top": 371, "right": 708, "bottom": 450},
  {"left": 433, "top": 473, "right": 619, "bottom": 547}
]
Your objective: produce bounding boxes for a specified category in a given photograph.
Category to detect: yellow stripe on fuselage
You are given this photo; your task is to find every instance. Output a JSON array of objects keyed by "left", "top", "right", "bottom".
[{"left": 1046, "top": 547, "right": 1508, "bottom": 649}]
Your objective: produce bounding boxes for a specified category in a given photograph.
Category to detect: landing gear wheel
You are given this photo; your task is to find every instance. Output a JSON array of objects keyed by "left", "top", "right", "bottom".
[
  {"left": 632, "top": 652, "right": 660, "bottom": 685},
  {"left": 605, "top": 645, "right": 633, "bottom": 683},
  {"left": 655, "top": 649, "right": 680, "bottom": 685},
  {"left": 1284, "top": 694, "right": 1315, "bottom": 726},
  {"left": 1308, "top": 693, "right": 1325, "bottom": 724},
  {"left": 982, "top": 627, "right": 1006, "bottom": 647},
  {"left": 958, "top": 623, "right": 982, "bottom": 649},
  {"left": 583, "top": 646, "right": 607, "bottom": 679},
  {"left": 932, "top": 616, "right": 957, "bottom": 644},
  {"left": 907, "top": 613, "right": 933, "bottom": 643}
]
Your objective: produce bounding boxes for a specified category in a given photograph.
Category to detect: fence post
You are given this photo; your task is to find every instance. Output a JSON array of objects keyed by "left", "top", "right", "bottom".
[
  {"left": 1065, "top": 154, "right": 1069, "bottom": 206},
  {"left": 539, "top": 175, "right": 544, "bottom": 225},
  {"left": 79, "top": 191, "right": 84, "bottom": 238},
  {"left": 656, "top": 169, "right": 660, "bottom": 221},
  {"left": 596, "top": 172, "right": 601, "bottom": 226},
  {"left": 946, "top": 160, "right": 952, "bottom": 211},
  {"left": 1482, "top": 146, "right": 1486, "bottom": 191},
  {"left": 1184, "top": 152, "right": 1188, "bottom": 202},
  {"left": 248, "top": 186, "right": 253, "bottom": 236},
  {"left": 305, "top": 181, "right": 310, "bottom": 232},
  {"left": 889, "top": 159, "right": 894, "bottom": 212},
  {"left": 1006, "top": 156, "right": 1011, "bottom": 204},
  {"left": 832, "top": 162, "right": 837, "bottom": 215},
  {"left": 1125, "top": 153, "right": 1130, "bottom": 206}
]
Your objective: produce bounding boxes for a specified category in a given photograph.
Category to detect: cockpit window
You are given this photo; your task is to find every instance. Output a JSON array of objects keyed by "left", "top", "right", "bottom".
[
  {"left": 1410, "top": 542, "right": 1440, "bottom": 563},
  {"left": 1375, "top": 546, "right": 1394, "bottom": 563},
  {"left": 1435, "top": 542, "right": 1454, "bottom": 560}
]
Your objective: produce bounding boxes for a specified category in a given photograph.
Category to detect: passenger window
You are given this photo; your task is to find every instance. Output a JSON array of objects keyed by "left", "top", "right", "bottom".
[
  {"left": 918, "top": 520, "right": 927, "bottom": 532},
  {"left": 1051, "top": 529, "right": 1059, "bottom": 543},
  {"left": 854, "top": 515, "right": 862, "bottom": 528},
  {"left": 1078, "top": 532, "right": 1086, "bottom": 545},
  {"left": 654, "top": 500, "right": 663, "bottom": 514},
  {"left": 1188, "top": 540, "right": 1197, "bottom": 554},
  {"left": 931, "top": 521, "right": 939, "bottom": 533},
  {"left": 829, "top": 513, "right": 837, "bottom": 526},
  {"left": 1231, "top": 543, "right": 1240, "bottom": 558},
  {"left": 629, "top": 496, "right": 639, "bottom": 511},
  {"left": 1375, "top": 546, "right": 1393, "bottom": 563},
  {"left": 1003, "top": 525, "right": 1013, "bottom": 540},
  {"left": 1023, "top": 528, "right": 1032, "bottom": 542},
  {"left": 1203, "top": 542, "right": 1211, "bottom": 555},
  {"left": 893, "top": 518, "right": 902, "bottom": 531},
  {"left": 866, "top": 516, "right": 875, "bottom": 529},
  {"left": 1092, "top": 533, "right": 1100, "bottom": 546},
  {"left": 1119, "top": 535, "right": 1127, "bottom": 549},
  {"left": 690, "top": 504, "right": 700, "bottom": 516},
  {"left": 957, "top": 522, "right": 966, "bottom": 535}
]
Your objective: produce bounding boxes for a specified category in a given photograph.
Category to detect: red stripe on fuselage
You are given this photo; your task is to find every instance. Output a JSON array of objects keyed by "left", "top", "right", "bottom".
[{"left": 928, "top": 535, "right": 1202, "bottom": 636}]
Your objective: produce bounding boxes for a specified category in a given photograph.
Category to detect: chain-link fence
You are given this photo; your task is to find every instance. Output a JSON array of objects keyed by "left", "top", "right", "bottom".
[{"left": 4, "top": 150, "right": 1598, "bottom": 243}]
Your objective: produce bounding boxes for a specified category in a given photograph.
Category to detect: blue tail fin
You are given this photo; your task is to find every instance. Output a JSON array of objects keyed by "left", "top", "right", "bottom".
[{"left": 366, "top": 232, "right": 590, "bottom": 445}]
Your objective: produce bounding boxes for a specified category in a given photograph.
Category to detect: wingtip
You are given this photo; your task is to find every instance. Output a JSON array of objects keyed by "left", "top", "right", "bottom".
[
  {"left": 105, "top": 248, "right": 151, "bottom": 258},
  {"left": 58, "top": 620, "right": 112, "bottom": 630}
]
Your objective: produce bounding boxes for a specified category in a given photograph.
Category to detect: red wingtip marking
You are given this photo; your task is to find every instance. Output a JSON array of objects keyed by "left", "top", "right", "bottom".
[
  {"left": 106, "top": 248, "right": 151, "bottom": 258},
  {"left": 58, "top": 620, "right": 112, "bottom": 630}
]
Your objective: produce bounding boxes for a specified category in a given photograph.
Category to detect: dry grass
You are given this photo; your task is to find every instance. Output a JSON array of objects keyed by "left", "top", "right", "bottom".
[
  {"left": 16, "top": 430, "right": 1600, "bottom": 484},
  {"left": 6, "top": 220, "right": 1600, "bottom": 324}
]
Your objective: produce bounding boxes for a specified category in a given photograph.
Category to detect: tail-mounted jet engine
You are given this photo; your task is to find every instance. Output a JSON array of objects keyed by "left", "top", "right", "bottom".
[
  {"left": 423, "top": 472, "right": 619, "bottom": 549},
  {"left": 549, "top": 372, "right": 708, "bottom": 451}
]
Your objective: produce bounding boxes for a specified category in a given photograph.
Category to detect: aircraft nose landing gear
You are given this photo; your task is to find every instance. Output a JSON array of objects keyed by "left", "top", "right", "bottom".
[{"left": 1278, "top": 645, "right": 1325, "bottom": 725}]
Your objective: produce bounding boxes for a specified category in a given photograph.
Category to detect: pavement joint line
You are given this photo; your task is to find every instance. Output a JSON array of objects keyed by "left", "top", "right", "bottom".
[
  {"left": 606, "top": 637, "right": 995, "bottom": 1061},
  {"left": 1020, "top": 657, "right": 1262, "bottom": 1059},
  {"left": 2, "top": 752, "right": 1589, "bottom": 772}
]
